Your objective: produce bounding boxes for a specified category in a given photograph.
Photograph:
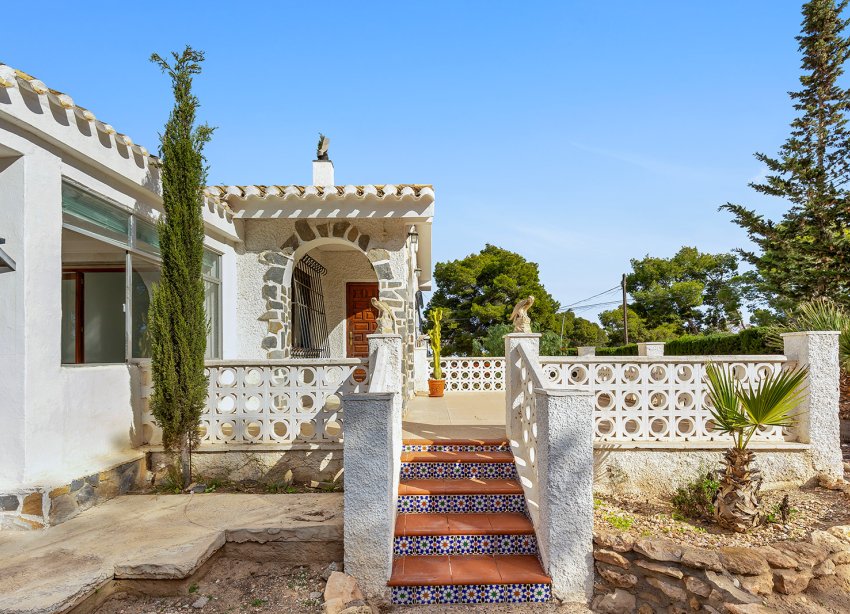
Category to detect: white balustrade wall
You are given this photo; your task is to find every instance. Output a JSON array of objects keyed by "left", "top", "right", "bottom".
[
  {"left": 538, "top": 356, "right": 789, "bottom": 442},
  {"left": 431, "top": 357, "right": 505, "bottom": 391},
  {"left": 139, "top": 359, "right": 369, "bottom": 446}
]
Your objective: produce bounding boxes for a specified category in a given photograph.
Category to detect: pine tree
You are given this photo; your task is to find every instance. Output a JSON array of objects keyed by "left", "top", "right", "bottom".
[
  {"left": 149, "top": 47, "right": 214, "bottom": 488},
  {"left": 723, "top": 0, "right": 850, "bottom": 310}
]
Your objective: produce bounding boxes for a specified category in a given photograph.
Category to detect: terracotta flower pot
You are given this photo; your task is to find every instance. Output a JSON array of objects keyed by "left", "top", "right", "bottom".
[{"left": 428, "top": 379, "right": 446, "bottom": 397}]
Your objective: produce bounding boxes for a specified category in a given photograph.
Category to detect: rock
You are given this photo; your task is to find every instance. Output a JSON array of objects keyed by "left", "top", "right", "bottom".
[
  {"left": 594, "top": 589, "right": 636, "bottom": 614},
  {"left": 594, "top": 531, "right": 635, "bottom": 553},
  {"left": 775, "top": 541, "right": 828, "bottom": 568},
  {"left": 324, "top": 598, "right": 346, "bottom": 614},
  {"left": 813, "top": 558, "right": 836, "bottom": 577},
  {"left": 738, "top": 572, "right": 773, "bottom": 596},
  {"left": 637, "top": 591, "right": 666, "bottom": 607},
  {"left": 185, "top": 483, "right": 206, "bottom": 494},
  {"left": 636, "top": 605, "right": 654, "bottom": 614},
  {"left": 322, "top": 561, "right": 341, "bottom": 580},
  {"left": 597, "top": 566, "right": 638, "bottom": 589},
  {"left": 191, "top": 596, "right": 209, "bottom": 609},
  {"left": 830, "top": 550, "right": 850, "bottom": 565},
  {"left": 719, "top": 548, "right": 770, "bottom": 576},
  {"left": 633, "top": 537, "right": 683, "bottom": 562},
  {"left": 324, "top": 571, "right": 364, "bottom": 606},
  {"left": 635, "top": 559, "right": 683, "bottom": 579},
  {"left": 338, "top": 607, "right": 372, "bottom": 614},
  {"left": 757, "top": 546, "right": 797, "bottom": 569},
  {"left": 20, "top": 492, "right": 43, "bottom": 516},
  {"left": 827, "top": 525, "right": 850, "bottom": 544},
  {"left": 811, "top": 530, "right": 849, "bottom": 554},
  {"left": 594, "top": 549, "right": 631, "bottom": 569},
  {"left": 309, "top": 591, "right": 323, "bottom": 601},
  {"left": 644, "top": 576, "right": 687, "bottom": 602},
  {"left": 684, "top": 575, "right": 711, "bottom": 597},
  {"left": 724, "top": 604, "right": 774, "bottom": 614},
  {"left": 704, "top": 570, "right": 761, "bottom": 604},
  {"left": 772, "top": 569, "right": 813, "bottom": 595},
  {"left": 681, "top": 546, "right": 723, "bottom": 572}
]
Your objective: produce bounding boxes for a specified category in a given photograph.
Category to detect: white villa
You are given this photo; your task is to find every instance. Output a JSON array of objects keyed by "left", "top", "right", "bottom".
[
  {"left": 0, "top": 61, "right": 846, "bottom": 609},
  {"left": 0, "top": 63, "right": 433, "bottom": 528}
]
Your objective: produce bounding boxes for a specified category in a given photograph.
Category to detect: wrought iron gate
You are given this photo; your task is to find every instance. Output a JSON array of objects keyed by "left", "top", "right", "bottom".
[{"left": 291, "top": 254, "right": 330, "bottom": 358}]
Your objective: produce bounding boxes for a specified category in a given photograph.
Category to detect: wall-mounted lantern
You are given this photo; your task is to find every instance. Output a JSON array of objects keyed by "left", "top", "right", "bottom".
[
  {"left": 0, "top": 238, "right": 15, "bottom": 273},
  {"left": 407, "top": 226, "right": 419, "bottom": 247}
]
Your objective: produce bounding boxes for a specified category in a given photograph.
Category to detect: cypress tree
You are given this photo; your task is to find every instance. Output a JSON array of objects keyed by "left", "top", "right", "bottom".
[
  {"left": 149, "top": 47, "right": 214, "bottom": 487},
  {"left": 723, "top": 0, "right": 850, "bottom": 311}
]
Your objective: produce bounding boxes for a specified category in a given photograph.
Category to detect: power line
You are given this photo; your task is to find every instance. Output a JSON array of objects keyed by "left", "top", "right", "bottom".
[{"left": 560, "top": 285, "right": 620, "bottom": 311}]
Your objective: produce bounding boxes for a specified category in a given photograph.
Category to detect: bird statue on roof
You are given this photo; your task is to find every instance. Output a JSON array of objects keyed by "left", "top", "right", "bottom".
[
  {"left": 317, "top": 133, "right": 330, "bottom": 161},
  {"left": 510, "top": 295, "right": 535, "bottom": 333},
  {"left": 371, "top": 297, "right": 396, "bottom": 334}
]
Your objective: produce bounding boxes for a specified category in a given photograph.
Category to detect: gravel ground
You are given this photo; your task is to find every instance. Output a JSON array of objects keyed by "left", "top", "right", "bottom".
[{"left": 594, "top": 485, "right": 850, "bottom": 548}]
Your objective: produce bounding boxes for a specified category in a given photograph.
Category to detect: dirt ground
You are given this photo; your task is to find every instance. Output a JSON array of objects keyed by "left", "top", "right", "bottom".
[{"left": 594, "top": 483, "right": 850, "bottom": 549}]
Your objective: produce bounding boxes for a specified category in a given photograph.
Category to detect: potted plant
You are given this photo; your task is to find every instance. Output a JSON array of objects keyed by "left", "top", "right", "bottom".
[
  {"left": 428, "top": 308, "right": 447, "bottom": 397},
  {"left": 704, "top": 362, "right": 808, "bottom": 532}
]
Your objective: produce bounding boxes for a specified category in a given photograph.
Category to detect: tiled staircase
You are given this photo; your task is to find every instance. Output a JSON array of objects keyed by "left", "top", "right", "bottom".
[{"left": 388, "top": 438, "right": 551, "bottom": 605}]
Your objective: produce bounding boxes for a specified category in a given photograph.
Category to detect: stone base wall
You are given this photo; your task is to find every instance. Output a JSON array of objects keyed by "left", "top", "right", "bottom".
[
  {"left": 0, "top": 455, "right": 145, "bottom": 531},
  {"left": 150, "top": 447, "right": 343, "bottom": 486},
  {"left": 593, "top": 447, "right": 817, "bottom": 498},
  {"left": 592, "top": 527, "right": 850, "bottom": 613}
]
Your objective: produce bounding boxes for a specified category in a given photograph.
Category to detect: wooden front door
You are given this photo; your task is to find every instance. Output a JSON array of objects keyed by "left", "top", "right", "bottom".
[{"left": 346, "top": 282, "right": 379, "bottom": 357}]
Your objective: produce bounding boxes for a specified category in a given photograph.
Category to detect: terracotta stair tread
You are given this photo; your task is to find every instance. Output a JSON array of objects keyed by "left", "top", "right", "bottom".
[
  {"left": 398, "top": 479, "right": 524, "bottom": 496},
  {"left": 403, "top": 438, "right": 509, "bottom": 447},
  {"left": 395, "top": 513, "right": 534, "bottom": 536},
  {"left": 400, "top": 450, "right": 515, "bottom": 463},
  {"left": 388, "top": 555, "right": 551, "bottom": 586}
]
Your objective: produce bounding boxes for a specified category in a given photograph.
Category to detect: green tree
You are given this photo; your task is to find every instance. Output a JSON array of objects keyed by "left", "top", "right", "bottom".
[
  {"left": 599, "top": 307, "right": 680, "bottom": 344},
  {"left": 723, "top": 0, "right": 850, "bottom": 310},
  {"left": 625, "top": 247, "right": 745, "bottom": 334},
  {"left": 554, "top": 310, "right": 607, "bottom": 348},
  {"left": 426, "top": 245, "right": 560, "bottom": 355},
  {"left": 148, "top": 47, "right": 214, "bottom": 488}
]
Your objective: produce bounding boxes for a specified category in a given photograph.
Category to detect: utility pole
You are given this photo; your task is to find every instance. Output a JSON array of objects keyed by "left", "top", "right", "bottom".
[{"left": 621, "top": 273, "right": 629, "bottom": 344}]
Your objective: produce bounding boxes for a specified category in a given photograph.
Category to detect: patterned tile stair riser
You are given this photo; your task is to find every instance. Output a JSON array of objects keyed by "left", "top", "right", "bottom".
[
  {"left": 392, "top": 583, "right": 551, "bottom": 605},
  {"left": 390, "top": 439, "right": 551, "bottom": 604}
]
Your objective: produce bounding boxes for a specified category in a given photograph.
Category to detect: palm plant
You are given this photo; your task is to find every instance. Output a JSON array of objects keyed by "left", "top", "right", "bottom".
[{"left": 704, "top": 363, "right": 808, "bottom": 532}]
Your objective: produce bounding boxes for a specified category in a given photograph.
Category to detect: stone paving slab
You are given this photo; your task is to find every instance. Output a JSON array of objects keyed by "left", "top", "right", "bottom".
[{"left": 0, "top": 493, "right": 343, "bottom": 614}]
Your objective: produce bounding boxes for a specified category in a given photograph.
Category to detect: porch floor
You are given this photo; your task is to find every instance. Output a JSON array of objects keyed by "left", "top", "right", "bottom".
[{"left": 403, "top": 392, "right": 506, "bottom": 441}]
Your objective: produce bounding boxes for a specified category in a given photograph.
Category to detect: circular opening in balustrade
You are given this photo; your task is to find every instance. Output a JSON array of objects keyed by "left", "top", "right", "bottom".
[
  {"left": 650, "top": 391, "right": 668, "bottom": 409},
  {"left": 324, "top": 394, "right": 341, "bottom": 411},
  {"left": 755, "top": 364, "right": 774, "bottom": 380},
  {"left": 299, "top": 368, "right": 316, "bottom": 386},
  {"left": 730, "top": 364, "right": 747, "bottom": 381},
  {"left": 623, "top": 366, "right": 640, "bottom": 382},
  {"left": 245, "top": 395, "right": 262, "bottom": 412},
  {"left": 676, "top": 392, "right": 694, "bottom": 409},
  {"left": 300, "top": 421, "right": 316, "bottom": 438},
  {"left": 325, "top": 420, "right": 342, "bottom": 438},
  {"left": 624, "top": 393, "right": 640, "bottom": 408},
  {"left": 624, "top": 419, "right": 640, "bottom": 436},
  {"left": 705, "top": 419, "right": 716, "bottom": 434},
  {"left": 246, "top": 421, "right": 262, "bottom": 439},
  {"left": 649, "top": 365, "right": 667, "bottom": 383},
  {"left": 324, "top": 366, "right": 343, "bottom": 386},
  {"left": 675, "top": 365, "right": 694, "bottom": 383},
  {"left": 300, "top": 395, "right": 314, "bottom": 410},
  {"left": 271, "top": 367, "right": 290, "bottom": 386},
  {"left": 649, "top": 418, "right": 668, "bottom": 438},
  {"left": 676, "top": 418, "right": 695, "bottom": 437},
  {"left": 352, "top": 366, "right": 368, "bottom": 383},
  {"left": 217, "top": 395, "right": 236, "bottom": 413},
  {"left": 244, "top": 368, "right": 263, "bottom": 387},
  {"left": 218, "top": 369, "right": 237, "bottom": 387},
  {"left": 272, "top": 395, "right": 289, "bottom": 412},
  {"left": 272, "top": 421, "right": 288, "bottom": 439},
  {"left": 596, "top": 366, "right": 614, "bottom": 384},
  {"left": 569, "top": 365, "right": 588, "bottom": 385},
  {"left": 219, "top": 421, "right": 235, "bottom": 439},
  {"left": 596, "top": 419, "right": 615, "bottom": 437},
  {"left": 596, "top": 392, "right": 614, "bottom": 410},
  {"left": 197, "top": 422, "right": 208, "bottom": 439}
]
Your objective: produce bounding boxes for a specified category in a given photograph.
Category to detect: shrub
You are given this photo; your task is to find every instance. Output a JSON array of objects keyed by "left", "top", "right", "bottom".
[
  {"left": 664, "top": 328, "right": 771, "bottom": 356},
  {"left": 671, "top": 472, "right": 720, "bottom": 520},
  {"left": 597, "top": 344, "right": 639, "bottom": 356}
]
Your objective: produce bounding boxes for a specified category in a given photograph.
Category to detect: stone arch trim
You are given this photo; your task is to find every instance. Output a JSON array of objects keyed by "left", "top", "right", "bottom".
[{"left": 258, "top": 220, "right": 407, "bottom": 358}]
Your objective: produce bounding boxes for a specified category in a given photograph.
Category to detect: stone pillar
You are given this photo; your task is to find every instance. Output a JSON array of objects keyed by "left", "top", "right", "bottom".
[
  {"left": 637, "top": 342, "right": 665, "bottom": 357},
  {"left": 534, "top": 387, "right": 595, "bottom": 603},
  {"left": 343, "top": 333, "right": 403, "bottom": 597},
  {"left": 577, "top": 346, "right": 596, "bottom": 357},
  {"left": 505, "top": 333, "right": 541, "bottom": 443},
  {"left": 413, "top": 335, "right": 430, "bottom": 395},
  {"left": 782, "top": 331, "right": 843, "bottom": 479}
]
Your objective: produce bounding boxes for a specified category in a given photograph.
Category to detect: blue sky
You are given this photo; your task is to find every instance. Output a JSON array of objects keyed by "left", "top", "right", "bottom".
[{"left": 4, "top": 1, "right": 809, "bottom": 320}]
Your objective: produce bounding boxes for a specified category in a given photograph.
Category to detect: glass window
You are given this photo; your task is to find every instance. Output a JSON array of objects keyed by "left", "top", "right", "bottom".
[
  {"left": 82, "top": 271, "right": 126, "bottom": 363},
  {"left": 61, "top": 274, "right": 79, "bottom": 363},
  {"left": 62, "top": 183, "right": 130, "bottom": 246},
  {"left": 131, "top": 255, "right": 161, "bottom": 358},
  {"left": 135, "top": 218, "right": 161, "bottom": 257},
  {"left": 203, "top": 249, "right": 222, "bottom": 359}
]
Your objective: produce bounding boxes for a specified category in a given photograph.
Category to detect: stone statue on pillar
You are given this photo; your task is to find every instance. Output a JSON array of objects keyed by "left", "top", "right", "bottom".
[{"left": 510, "top": 295, "right": 535, "bottom": 333}]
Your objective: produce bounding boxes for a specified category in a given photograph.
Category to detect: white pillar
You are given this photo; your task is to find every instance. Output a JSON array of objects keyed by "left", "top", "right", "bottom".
[
  {"left": 413, "top": 335, "right": 430, "bottom": 395},
  {"left": 505, "top": 333, "right": 540, "bottom": 443},
  {"left": 782, "top": 331, "right": 843, "bottom": 479},
  {"left": 534, "top": 388, "right": 595, "bottom": 603},
  {"left": 637, "top": 342, "right": 665, "bottom": 357},
  {"left": 577, "top": 346, "right": 595, "bottom": 357},
  {"left": 343, "top": 333, "right": 403, "bottom": 597}
]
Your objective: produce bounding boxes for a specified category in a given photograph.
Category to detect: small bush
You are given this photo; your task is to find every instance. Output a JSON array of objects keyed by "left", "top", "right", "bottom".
[
  {"left": 665, "top": 328, "right": 771, "bottom": 356},
  {"left": 604, "top": 512, "right": 634, "bottom": 530},
  {"left": 597, "top": 344, "right": 639, "bottom": 356},
  {"left": 671, "top": 472, "right": 719, "bottom": 520}
]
